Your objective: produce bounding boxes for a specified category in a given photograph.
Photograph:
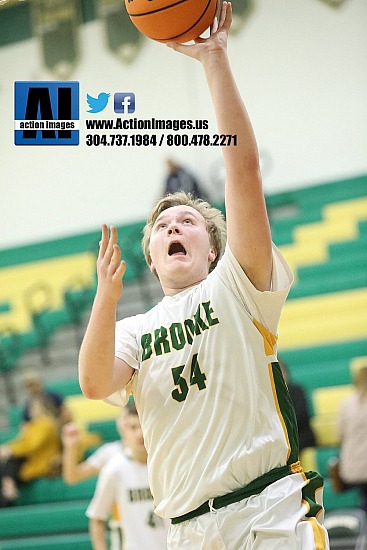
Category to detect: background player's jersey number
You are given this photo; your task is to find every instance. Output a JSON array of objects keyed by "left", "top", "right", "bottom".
[{"left": 171, "top": 353, "right": 207, "bottom": 402}]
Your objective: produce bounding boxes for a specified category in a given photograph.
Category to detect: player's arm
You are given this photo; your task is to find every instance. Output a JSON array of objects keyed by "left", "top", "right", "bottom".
[
  {"left": 89, "top": 518, "right": 108, "bottom": 550},
  {"left": 86, "top": 460, "right": 117, "bottom": 550},
  {"left": 167, "top": 2, "right": 272, "bottom": 291},
  {"left": 79, "top": 225, "right": 134, "bottom": 400},
  {"left": 61, "top": 423, "right": 100, "bottom": 484}
]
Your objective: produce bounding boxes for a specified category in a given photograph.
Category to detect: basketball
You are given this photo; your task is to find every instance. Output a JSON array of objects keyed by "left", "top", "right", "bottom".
[{"left": 125, "top": 0, "right": 219, "bottom": 44}]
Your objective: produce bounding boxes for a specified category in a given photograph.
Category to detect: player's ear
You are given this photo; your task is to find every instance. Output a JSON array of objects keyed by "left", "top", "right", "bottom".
[
  {"left": 148, "top": 256, "right": 156, "bottom": 273},
  {"left": 208, "top": 247, "right": 216, "bottom": 263}
]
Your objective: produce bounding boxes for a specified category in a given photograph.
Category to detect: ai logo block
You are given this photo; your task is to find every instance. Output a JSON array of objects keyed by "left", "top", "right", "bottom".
[{"left": 14, "top": 81, "right": 79, "bottom": 146}]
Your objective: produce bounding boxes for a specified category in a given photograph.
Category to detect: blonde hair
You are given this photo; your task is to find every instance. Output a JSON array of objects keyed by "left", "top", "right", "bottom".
[{"left": 142, "top": 192, "right": 227, "bottom": 273}]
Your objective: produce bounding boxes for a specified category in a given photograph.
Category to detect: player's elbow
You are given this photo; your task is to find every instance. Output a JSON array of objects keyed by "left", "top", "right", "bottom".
[
  {"left": 80, "top": 384, "right": 106, "bottom": 401},
  {"left": 62, "top": 473, "right": 79, "bottom": 486},
  {"left": 79, "top": 376, "right": 106, "bottom": 400}
]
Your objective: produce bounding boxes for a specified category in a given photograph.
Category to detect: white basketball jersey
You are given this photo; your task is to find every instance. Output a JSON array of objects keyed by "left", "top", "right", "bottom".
[
  {"left": 107, "top": 244, "right": 294, "bottom": 519},
  {"left": 86, "top": 441, "right": 123, "bottom": 470},
  {"left": 86, "top": 452, "right": 168, "bottom": 550}
]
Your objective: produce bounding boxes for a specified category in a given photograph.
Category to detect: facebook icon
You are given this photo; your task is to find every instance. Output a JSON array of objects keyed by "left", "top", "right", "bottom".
[{"left": 114, "top": 92, "right": 135, "bottom": 114}]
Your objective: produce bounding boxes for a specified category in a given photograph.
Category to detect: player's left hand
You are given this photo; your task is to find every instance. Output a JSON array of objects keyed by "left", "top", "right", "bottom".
[
  {"left": 61, "top": 422, "right": 81, "bottom": 448},
  {"left": 166, "top": 1, "right": 232, "bottom": 62},
  {"left": 96, "top": 224, "right": 126, "bottom": 305}
]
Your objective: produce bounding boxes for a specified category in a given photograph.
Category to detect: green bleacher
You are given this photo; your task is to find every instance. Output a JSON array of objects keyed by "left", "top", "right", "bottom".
[
  {"left": 0, "top": 533, "right": 92, "bottom": 550},
  {"left": 0, "top": 500, "right": 91, "bottom": 543},
  {"left": 0, "top": 173, "right": 366, "bottom": 547}
]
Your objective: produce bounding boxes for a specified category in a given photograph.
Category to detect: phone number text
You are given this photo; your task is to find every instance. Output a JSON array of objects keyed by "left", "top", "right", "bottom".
[{"left": 85, "top": 134, "right": 237, "bottom": 147}]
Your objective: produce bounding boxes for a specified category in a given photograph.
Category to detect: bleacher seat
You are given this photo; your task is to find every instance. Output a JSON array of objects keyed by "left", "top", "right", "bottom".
[
  {"left": 324, "top": 508, "right": 367, "bottom": 549},
  {"left": 0, "top": 500, "right": 90, "bottom": 539},
  {"left": 310, "top": 385, "right": 353, "bottom": 447},
  {"left": 279, "top": 289, "right": 367, "bottom": 349},
  {"left": 323, "top": 481, "right": 361, "bottom": 512},
  {"left": 65, "top": 394, "right": 120, "bottom": 430},
  {"left": 87, "top": 419, "right": 119, "bottom": 442},
  {"left": 15, "top": 477, "right": 97, "bottom": 507},
  {"left": 0, "top": 533, "right": 92, "bottom": 550}
]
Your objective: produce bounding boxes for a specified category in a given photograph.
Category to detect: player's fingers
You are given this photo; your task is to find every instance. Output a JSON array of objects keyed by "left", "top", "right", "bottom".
[
  {"left": 109, "top": 225, "right": 118, "bottom": 246},
  {"left": 210, "top": 16, "right": 218, "bottom": 35},
  {"left": 98, "top": 224, "right": 109, "bottom": 259},
  {"left": 62, "top": 422, "right": 78, "bottom": 435},
  {"left": 166, "top": 41, "right": 200, "bottom": 59},
  {"left": 166, "top": 41, "right": 186, "bottom": 53},
  {"left": 218, "top": 1, "right": 229, "bottom": 29},
  {"left": 109, "top": 244, "right": 121, "bottom": 271},
  {"left": 116, "top": 260, "right": 127, "bottom": 280},
  {"left": 104, "top": 226, "right": 118, "bottom": 263},
  {"left": 221, "top": 1, "right": 232, "bottom": 30}
]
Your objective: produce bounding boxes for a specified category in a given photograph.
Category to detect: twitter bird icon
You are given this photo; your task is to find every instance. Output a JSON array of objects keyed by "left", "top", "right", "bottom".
[{"left": 86, "top": 92, "right": 110, "bottom": 113}]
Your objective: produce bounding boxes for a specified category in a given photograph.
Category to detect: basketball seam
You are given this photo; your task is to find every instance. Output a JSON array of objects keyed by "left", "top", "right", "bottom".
[
  {"left": 128, "top": 0, "right": 189, "bottom": 18},
  {"left": 131, "top": 0, "right": 215, "bottom": 42},
  {"left": 159, "top": 0, "right": 214, "bottom": 42}
]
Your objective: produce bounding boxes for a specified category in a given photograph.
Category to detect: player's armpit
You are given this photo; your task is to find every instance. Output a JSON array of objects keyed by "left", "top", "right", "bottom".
[
  {"left": 104, "top": 361, "right": 135, "bottom": 408},
  {"left": 113, "top": 356, "right": 135, "bottom": 390}
]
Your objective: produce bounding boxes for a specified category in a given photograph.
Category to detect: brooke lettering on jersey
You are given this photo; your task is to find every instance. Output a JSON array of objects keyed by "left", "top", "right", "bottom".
[
  {"left": 141, "top": 301, "right": 219, "bottom": 361},
  {"left": 129, "top": 487, "right": 153, "bottom": 502}
]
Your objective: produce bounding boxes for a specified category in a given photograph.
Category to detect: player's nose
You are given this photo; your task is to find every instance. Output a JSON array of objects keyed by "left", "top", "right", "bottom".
[{"left": 168, "top": 223, "right": 180, "bottom": 235}]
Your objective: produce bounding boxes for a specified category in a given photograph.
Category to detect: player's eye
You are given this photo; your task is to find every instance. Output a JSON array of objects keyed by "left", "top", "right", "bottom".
[{"left": 183, "top": 219, "right": 193, "bottom": 224}]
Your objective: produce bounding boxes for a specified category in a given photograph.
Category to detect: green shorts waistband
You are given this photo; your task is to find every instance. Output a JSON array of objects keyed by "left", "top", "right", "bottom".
[{"left": 171, "top": 463, "right": 297, "bottom": 525}]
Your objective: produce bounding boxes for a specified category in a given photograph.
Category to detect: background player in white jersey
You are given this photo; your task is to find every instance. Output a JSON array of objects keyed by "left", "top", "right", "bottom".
[
  {"left": 79, "top": 3, "right": 329, "bottom": 548},
  {"left": 86, "top": 401, "right": 168, "bottom": 550}
]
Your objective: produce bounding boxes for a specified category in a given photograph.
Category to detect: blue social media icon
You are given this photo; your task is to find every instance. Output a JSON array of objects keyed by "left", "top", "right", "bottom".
[
  {"left": 114, "top": 93, "right": 135, "bottom": 114},
  {"left": 86, "top": 92, "right": 110, "bottom": 113}
]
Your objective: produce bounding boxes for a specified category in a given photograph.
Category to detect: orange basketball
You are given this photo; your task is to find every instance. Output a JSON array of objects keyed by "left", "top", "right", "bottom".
[{"left": 125, "top": 0, "right": 219, "bottom": 43}]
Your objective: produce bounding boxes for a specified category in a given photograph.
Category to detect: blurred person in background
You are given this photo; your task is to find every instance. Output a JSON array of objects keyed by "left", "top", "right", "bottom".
[
  {"left": 0, "top": 396, "right": 62, "bottom": 507},
  {"left": 331, "top": 365, "right": 367, "bottom": 514},
  {"left": 22, "top": 371, "right": 72, "bottom": 426},
  {"left": 163, "top": 158, "right": 209, "bottom": 201}
]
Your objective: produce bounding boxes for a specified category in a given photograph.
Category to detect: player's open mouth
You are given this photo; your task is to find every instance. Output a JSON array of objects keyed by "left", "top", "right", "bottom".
[{"left": 168, "top": 242, "right": 187, "bottom": 256}]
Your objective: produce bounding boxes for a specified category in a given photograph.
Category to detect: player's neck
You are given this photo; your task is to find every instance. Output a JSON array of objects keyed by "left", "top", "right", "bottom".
[
  {"left": 131, "top": 447, "right": 147, "bottom": 464},
  {"left": 162, "top": 277, "right": 206, "bottom": 296}
]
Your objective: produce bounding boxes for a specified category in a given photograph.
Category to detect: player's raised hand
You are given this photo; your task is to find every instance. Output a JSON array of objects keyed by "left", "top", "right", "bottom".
[
  {"left": 166, "top": 1, "right": 232, "bottom": 62},
  {"left": 96, "top": 224, "right": 126, "bottom": 304},
  {"left": 61, "top": 422, "right": 81, "bottom": 448}
]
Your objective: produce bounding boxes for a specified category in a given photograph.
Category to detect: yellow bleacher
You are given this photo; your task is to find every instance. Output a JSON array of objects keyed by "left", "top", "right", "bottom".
[
  {"left": 65, "top": 394, "right": 121, "bottom": 430},
  {"left": 295, "top": 218, "right": 360, "bottom": 246},
  {"left": 0, "top": 252, "right": 95, "bottom": 332},
  {"left": 279, "top": 196, "right": 367, "bottom": 277},
  {"left": 279, "top": 241, "right": 328, "bottom": 276},
  {"left": 311, "top": 384, "right": 353, "bottom": 447},
  {"left": 279, "top": 288, "right": 367, "bottom": 349},
  {"left": 324, "top": 196, "right": 367, "bottom": 222}
]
